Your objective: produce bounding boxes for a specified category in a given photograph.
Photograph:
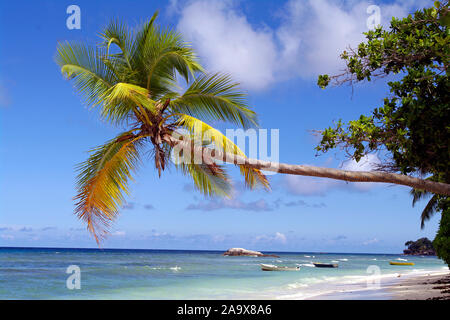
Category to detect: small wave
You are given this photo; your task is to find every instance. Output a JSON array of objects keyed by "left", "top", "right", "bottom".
[
  {"left": 304, "top": 255, "right": 311, "bottom": 258},
  {"left": 140, "top": 265, "right": 182, "bottom": 271},
  {"left": 287, "top": 282, "right": 308, "bottom": 289},
  {"left": 298, "top": 263, "right": 315, "bottom": 267},
  {"left": 371, "top": 258, "right": 377, "bottom": 261},
  {"left": 339, "top": 258, "right": 348, "bottom": 261},
  {"left": 331, "top": 260, "right": 339, "bottom": 263},
  {"left": 396, "top": 258, "right": 407, "bottom": 261},
  {"left": 144, "top": 266, "right": 163, "bottom": 270},
  {"left": 276, "top": 260, "right": 283, "bottom": 263}
]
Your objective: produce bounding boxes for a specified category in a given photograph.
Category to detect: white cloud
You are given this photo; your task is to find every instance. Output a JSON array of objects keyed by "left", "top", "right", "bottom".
[
  {"left": 283, "top": 154, "right": 381, "bottom": 195},
  {"left": 274, "top": 232, "right": 287, "bottom": 244},
  {"left": 175, "top": 0, "right": 426, "bottom": 90},
  {"left": 341, "top": 153, "right": 382, "bottom": 191},
  {"left": 254, "top": 232, "right": 287, "bottom": 244},
  {"left": 284, "top": 175, "right": 341, "bottom": 196},
  {"left": 363, "top": 238, "right": 379, "bottom": 245},
  {"left": 177, "top": 0, "right": 277, "bottom": 90},
  {"left": 341, "top": 153, "right": 381, "bottom": 172}
]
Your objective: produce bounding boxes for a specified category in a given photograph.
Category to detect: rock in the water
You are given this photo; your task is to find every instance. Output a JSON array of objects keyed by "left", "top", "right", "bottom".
[{"left": 223, "top": 248, "right": 279, "bottom": 258}]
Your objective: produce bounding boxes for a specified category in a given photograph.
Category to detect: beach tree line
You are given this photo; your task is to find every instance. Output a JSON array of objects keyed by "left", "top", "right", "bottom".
[{"left": 317, "top": 1, "right": 449, "bottom": 266}]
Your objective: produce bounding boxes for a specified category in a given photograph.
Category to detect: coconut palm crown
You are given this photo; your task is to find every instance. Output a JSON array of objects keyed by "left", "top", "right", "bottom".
[{"left": 55, "top": 13, "right": 269, "bottom": 244}]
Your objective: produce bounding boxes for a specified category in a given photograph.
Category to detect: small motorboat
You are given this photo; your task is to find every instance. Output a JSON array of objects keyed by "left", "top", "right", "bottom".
[
  {"left": 389, "top": 261, "right": 415, "bottom": 266},
  {"left": 260, "top": 264, "right": 300, "bottom": 271},
  {"left": 313, "top": 262, "right": 338, "bottom": 268}
]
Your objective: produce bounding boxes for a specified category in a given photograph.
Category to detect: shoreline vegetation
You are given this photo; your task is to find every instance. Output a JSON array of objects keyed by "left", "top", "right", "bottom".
[{"left": 403, "top": 238, "right": 436, "bottom": 256}]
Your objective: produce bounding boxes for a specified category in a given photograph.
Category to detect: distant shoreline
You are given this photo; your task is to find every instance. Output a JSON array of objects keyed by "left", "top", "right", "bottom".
[{"left": 0, "top": 246, "right": 411, "bottom": 256}]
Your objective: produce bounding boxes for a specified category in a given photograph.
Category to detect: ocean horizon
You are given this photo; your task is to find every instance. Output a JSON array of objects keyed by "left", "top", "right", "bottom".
[
  {"left": 0, "top": 246, "right": 416, "bottom": 255},
  {"left": 1, "top": 246, "right": 447, "bottom": 299}
]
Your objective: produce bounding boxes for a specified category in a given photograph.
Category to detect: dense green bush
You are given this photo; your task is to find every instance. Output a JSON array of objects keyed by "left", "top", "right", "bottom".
[{"left": 433, "top": 202, "right": 450, "bottom": 268}]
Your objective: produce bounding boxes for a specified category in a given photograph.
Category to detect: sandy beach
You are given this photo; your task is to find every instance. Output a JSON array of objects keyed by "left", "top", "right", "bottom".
[
  {"left": 305, "top": 270, "right": 450, "bottom": 300},
  {"left": 389, "top": 272, "right": 450, "bottom": 300}
]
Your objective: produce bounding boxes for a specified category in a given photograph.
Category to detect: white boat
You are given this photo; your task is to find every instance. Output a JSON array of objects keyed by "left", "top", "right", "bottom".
[{"left": 260, "top": 264, "right": 300, "bottom": 271}]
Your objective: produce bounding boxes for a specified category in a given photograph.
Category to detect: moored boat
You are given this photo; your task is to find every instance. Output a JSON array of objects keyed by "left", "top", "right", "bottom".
[
  {"left": 260, "top": 264, "right": 300, "bottom": 271},
  {"left": 313, "top": 262, "right": 338, "bottom": 268},
  {"left": 389, "top": 261, "right": 415, "bottom": 266}
]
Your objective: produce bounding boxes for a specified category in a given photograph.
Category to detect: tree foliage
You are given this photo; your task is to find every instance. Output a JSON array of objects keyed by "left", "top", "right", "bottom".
[
  {"left": 316, "top": 1, "right": 449, "bottom": 223},
  {"left": 404, "top": 237, "right": 435, "bottom": 254},
  {"left": 433, "top": 200, "right": 450, "bottom": 267},
  {"left": 316, "top": 1, "right": 450, "bottom": 264},
  {"left": 317, "top": 1, "right": 449, "bottom": 178}
]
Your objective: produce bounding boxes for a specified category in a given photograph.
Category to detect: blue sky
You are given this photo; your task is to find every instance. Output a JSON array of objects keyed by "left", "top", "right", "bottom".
[{"left": 0, "top": 0, "right": 440, "bottom": 253}]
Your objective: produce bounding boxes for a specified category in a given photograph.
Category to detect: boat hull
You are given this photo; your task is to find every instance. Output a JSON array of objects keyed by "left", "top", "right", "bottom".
[
  {"left": 313, "top": 263, "right": 338, "bottom": 268},
  {"left": 260, "top": 264, "right": 300, "bottom": 271},
  {"left": 389, "top": 261, "right": 415, "bottom": 266}
]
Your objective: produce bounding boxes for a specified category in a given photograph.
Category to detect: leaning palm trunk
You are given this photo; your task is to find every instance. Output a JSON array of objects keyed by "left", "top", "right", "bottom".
[{"left": 165, "top": 135, "right": 450, "bottom": 196}]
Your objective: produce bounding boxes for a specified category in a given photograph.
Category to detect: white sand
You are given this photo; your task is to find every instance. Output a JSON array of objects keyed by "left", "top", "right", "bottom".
[
  {"left": 388, "top": 272, "right": 450, "bottom": 300},
  {"left": 304, "top": 270, "right": 450, "bottom": 300}
]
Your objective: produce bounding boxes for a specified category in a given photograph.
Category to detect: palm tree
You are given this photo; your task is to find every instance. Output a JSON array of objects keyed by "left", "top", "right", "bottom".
[
  {"left": 56, "top": 14, "right": 450, "bottom": 244},
  {"left": 55, "top": 13, "right": 269, "bottom": 243},
  {"left": 410, "top": 176, "right": 441, "bottom": 229},
  {"left": 411, "top": 189, "right": 439, "bottom": 229}
]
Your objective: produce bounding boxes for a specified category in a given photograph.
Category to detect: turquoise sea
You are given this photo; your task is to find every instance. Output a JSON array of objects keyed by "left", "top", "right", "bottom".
[{"left": 0, "top": 247, "right": 447, "bottom": 299}]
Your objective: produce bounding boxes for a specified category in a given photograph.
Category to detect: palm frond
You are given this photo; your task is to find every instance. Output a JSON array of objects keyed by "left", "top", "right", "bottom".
[
  {"left": 129, "top": 12, "right": 160, "bottom": 80},
  {"left": 410, "top": 188, "right": 432, "bottom": 207},
  {"left": 55, "top": 41, "right": 117, "bottom": 107},
  {"left": 175, "top": 114, "right": 269, "bottom": 190},
  {"left": 74, "top": 132, "right": 146, "bottom": 243},
  {"left": 420, "top": 194, "right": 439, "bottom": 229},
  {"left": 175, "top": 161, "right": 231, "bottom": 197},
  {"left": 99, "top": 19, "right": 135, "bottom": 69},
  {"left": 409, "top": 175, "right": 441, "bottom": 228},
  {"left": 142, "top": 28, "right": 203, "bottom": 98},
  {"left": 170, "top": 73, "right": 257, "bottom": 129},
  {"left": 102, "top": 82, "right": 155, "bottom": 124}
]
